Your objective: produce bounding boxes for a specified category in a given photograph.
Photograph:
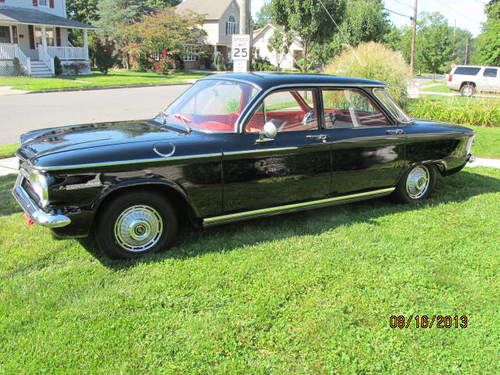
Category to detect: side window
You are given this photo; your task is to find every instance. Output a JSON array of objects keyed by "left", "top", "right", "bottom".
[
  {"left": 454, "top": 67, "right": 481, "bottom": 76},
  {"left": 246, "top": 89, "right": 318, "bottom": 133},
  {"left": 483, "top": 68, "right": 497, "bottom": 78},
  {"left": 322, "top": 89, "right": 390, "bottom": 128}
]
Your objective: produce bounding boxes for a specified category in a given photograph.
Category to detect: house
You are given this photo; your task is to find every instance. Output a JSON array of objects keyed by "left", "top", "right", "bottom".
[
  {"left": 176, "top": 0, "right": 240, "bottom": 69},
  {"left": 253, "top": 23, "right": 303, "bottom": 70},
  {"left": 0, "top": 0, "right": 95, "bottom": 77}
]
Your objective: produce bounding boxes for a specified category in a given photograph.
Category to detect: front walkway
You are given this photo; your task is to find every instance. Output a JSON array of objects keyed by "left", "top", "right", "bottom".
[{"left": 1, "top": 156, "right": 499, "bottom": 178}]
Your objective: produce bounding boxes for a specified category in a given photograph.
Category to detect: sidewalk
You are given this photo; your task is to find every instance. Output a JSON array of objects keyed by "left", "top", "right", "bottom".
[{"left": 1, "top": 156, "right": 499, "bottom": 178}]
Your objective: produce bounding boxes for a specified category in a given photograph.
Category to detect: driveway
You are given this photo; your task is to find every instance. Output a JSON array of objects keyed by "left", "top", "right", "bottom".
[{"left": 0, "top": 85, "right": 189, "bottom": 144}]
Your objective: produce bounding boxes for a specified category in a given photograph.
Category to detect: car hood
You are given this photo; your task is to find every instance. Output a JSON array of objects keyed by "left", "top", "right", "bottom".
[
  {"left": 18, "top": 120, "right": 171, "bottom": 159},
  {"left": 17, "top": 120, "right": 224, "bottom": 171}
]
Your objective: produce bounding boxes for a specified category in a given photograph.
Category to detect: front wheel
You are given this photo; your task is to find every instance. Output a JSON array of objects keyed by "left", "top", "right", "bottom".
[
  {"left": 94, "top": 191, "right": 178, "bottom": 259},
  {"left": 460, "top": 84, "right": 475, "bottom": 97},
  {"left": 393, "top": 164, "right": 436, "bottom": 204}
]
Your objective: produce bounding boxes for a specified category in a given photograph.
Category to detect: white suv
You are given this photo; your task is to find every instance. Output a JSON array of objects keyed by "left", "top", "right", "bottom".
[{"left": 447, "top": 65, "right": 499, "bottom": 96}]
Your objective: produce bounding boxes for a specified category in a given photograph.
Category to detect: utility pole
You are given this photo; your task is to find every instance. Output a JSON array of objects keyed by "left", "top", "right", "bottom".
[
  {"left": 410, "top": 0, "right": 418, "bottom": 75},
  {"left": 464, "top": 38, "right": 469, "bottom": 64},
  {"left": 239, "top": 0, "right": 252, "bottom": 67}
]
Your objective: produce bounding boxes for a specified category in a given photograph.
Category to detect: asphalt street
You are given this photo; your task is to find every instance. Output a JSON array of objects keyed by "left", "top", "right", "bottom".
[{"left": 0, "top": 85, "right": 189, "bottom": 144}]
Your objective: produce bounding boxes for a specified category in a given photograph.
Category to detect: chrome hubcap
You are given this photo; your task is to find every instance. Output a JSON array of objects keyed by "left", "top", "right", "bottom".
[
  {"left": 406, "top": 166, "right": 430, "bottom": 199},
  {"left": 114, "top": 205, "right": 164, "bottom": 252}
]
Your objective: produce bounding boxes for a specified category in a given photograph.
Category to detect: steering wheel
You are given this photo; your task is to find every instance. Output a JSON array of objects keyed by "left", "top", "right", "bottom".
[{"left": 302, "top": 110, "right": 315, "bottom": 125}]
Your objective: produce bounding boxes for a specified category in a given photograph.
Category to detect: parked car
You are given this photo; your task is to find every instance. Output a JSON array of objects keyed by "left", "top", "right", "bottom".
[
  {"left": 447, "top": 65, "right": 500, "bottom": 96},
  {"left": 12, "top": 73, "right": 475, "bottom": 258}
]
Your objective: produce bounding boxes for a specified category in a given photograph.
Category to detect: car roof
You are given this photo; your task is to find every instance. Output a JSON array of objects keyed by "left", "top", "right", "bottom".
[{"left": 202, "top": 72, "right": 386, "bottom": 90}]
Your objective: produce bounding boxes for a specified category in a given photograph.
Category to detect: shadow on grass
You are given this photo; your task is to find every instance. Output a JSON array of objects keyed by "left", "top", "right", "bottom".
[
  {"left": 0, "top": 174, "right": 19, "bottom": 217},
  {"left": 75, "top": 169, "right": 499, "bottom": 269}
]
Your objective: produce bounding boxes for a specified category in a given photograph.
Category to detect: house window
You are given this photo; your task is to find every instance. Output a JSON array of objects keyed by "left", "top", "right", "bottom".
[
  {"left": 226, "top": 16, "right": 237, "bottom": 35},
  {"left": 38, "top": 0, "right": 49, "bottom": 7},
  {"left": 0, "top": 26, "right": 10, "bottom": 43},
  {"left": 183, "top": 46, "right": 199, "bottom": 62},
  {"left": 35, "top": 27, "right": 55, "bottom": 47}
]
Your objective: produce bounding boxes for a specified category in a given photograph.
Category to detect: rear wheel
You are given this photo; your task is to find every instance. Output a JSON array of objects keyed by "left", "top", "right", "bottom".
[
  {"left": 393, "top": 164, "right": 436, "bottom": 204},
  {"left": 94, "top": 191, "right": 178, "bottom": 259},
  {"left": 460, "top": 83, "right": 475, "bottom": 97}
]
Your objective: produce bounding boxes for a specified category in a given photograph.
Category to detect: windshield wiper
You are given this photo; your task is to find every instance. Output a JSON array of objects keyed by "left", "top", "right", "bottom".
[{"left": 159, "top": 111, "right": 192, "bottom": 134}]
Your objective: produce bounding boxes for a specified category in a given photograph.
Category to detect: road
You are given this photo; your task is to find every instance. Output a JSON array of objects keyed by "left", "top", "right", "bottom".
[{"left": 0, "top": 85, "right": 189, "bottom": 144}]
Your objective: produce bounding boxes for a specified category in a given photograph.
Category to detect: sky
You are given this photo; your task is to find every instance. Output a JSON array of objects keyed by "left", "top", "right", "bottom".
[{"left": 248, "top": 0, "right": 488, "bottom": 37}]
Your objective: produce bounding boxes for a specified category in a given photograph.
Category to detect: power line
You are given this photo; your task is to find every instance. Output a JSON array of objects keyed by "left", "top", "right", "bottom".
[
  {"left": 384, "top": 7, "right": 413, "bottom": 20},
  {"left": 433, "top": 0, "right": 483, "bottom": 25},
  {"left": 392, "top": 0, "right": 414, "bottom": 10}
]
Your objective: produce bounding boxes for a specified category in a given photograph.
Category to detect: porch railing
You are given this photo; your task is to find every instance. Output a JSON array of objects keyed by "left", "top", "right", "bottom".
[
  {"left": 38, "top": 45, "right": 55, "bottom": 75},
  {"left": 47, "top": 46, "right": 88, "bottom": 60},
  {"left": 0, "top": 43, "right": 31, "bottom": 76}
]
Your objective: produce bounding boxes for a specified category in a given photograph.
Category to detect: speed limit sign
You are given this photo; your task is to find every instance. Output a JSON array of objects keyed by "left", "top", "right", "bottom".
[{"left": 232, "top": 34, "right": 250, "bottom": 72}]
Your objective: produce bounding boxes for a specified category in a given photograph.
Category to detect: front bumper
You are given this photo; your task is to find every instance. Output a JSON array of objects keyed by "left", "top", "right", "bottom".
[{"left": 11, "top": 174, "right": 71, "bottom": 228}]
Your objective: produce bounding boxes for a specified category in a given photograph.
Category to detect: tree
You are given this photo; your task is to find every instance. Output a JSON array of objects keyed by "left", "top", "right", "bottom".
[
  {"left": 93, "top": 37, "right": 118, "bottom": 74},
  {"left": 267, "top": 28, "right": 292, "bottom": 69},
  {"left": 254, "top": 1, "right": 272, "bottom": 29},
  {"left": 312, "top": 0, "right": 390, "bottom": 67},
  {"left": 146, "top": 0, "right": 181, "bottom": 7},
  {"left": 95, "top": 0, "right": 154, "bottom": 39},
  {"left": 270, "top": 0, "right": 346, "bottom": 71},
  {"left": 472, "top": 0, "right": 500, "bottom": 66},
  {"left": 122, "top": 9, "right": 205, "bottom": 63},
  {"left": 66, "top": 0, "right": 99, "bottom": 24}
]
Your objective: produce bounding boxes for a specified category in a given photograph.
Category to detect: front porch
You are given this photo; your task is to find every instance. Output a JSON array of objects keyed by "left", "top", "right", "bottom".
[{"left": 0, "top": 7, "right": 94, "bottom": 77}]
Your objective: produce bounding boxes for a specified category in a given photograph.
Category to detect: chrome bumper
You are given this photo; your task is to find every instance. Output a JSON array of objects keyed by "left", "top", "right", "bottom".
[
  {"left": 11, "top": 175, "right": 71, "bottom": 228},
  {"left": 468, "top": 154, "right": 476, "bottom": 163}
]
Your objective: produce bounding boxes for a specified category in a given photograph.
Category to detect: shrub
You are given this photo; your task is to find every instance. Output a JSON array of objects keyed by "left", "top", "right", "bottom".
[
  {"left": 251, "top": 57, "right": 276, "bottom": 71},
  {"left": 54, "top": 56, "right": 63, "bottom": 76},
  {"left": 408, "top": 97, "right": 500, "bottom": 127},
  {"left": 93, "top": 37, "right": 117, "bottom": 75},
  {"left": 213, "top": 51, "right": 225, "bottom": 71},
  {"left": 173, "top": 54, "right": 185, "bottom": 71},
  {"left": 12, "top": 57, "right": 23, "bottom": 76},
  {"left": 136, "top": 54, "right": 152, "bottom": 72},
  {"left": 325, "top": 42, "right": 411, "bottom": 107}
]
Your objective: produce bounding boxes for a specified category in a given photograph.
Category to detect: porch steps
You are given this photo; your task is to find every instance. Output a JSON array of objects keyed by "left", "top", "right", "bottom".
[{"left": 30, "top": 61, "right": 53, "bottom": 78}]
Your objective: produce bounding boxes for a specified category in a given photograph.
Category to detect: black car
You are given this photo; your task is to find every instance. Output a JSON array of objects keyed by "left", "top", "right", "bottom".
[{"left": 12, "top": 73, "right": 475, "bottom": 258}]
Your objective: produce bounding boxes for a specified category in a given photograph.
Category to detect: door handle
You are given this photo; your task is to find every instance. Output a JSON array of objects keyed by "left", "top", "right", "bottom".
[
  {"left": 386, "top": 129, "right": 404, "bottom": 135},
  {"left": 306, "top": 134, "right": 328, "bottom": 142}
]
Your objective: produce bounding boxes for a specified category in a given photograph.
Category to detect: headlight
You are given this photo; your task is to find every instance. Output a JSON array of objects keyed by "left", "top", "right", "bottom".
[
  {"left": 466, "top": 136, "right": 475, "bottom": 154},
  {"left": 28, "top": 172, "right": 50, "bottom": 207}
]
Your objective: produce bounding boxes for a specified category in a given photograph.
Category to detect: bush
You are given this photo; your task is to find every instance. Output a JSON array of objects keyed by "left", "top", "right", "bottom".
[
  {"left": 136, "top": 54, "right": 152, "bottom": 72},
  {"left": 173, "top": 54, "right": 185, "bottom": 71},
  {"left": 325, "top": 42, "right": 411, "bottom": 107},
  {"left": 54, "top": 56, "right": 63, "bottom": 76},
  {"left": 12, "top": 57, "right": 23, "bottom": 76},
  {"left": 408, "top": 97, "right": 500, "bottom": 127},
  {"left": 93, "top": 37, "right": 117, "bottom": 75},
  {"left": 251, "top": 57, "right": 276, "bottom": 71},
  {"left": 213, "top": 51, "right": 225, "bottom": 71}
]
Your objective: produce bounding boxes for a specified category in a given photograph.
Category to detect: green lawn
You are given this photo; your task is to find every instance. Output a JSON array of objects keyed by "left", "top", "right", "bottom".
[
  {"left": 0, "top": 167, "right": 499, "bottom": 373},
  {"left": 0, "top": 71, "right": 211, "bottom": 91},
  {"left": 420, "top": 83, "right": 452, "bottom": 93},
  {"left": 0, "top": 143, "right": 18, "bottom": 159},
  {"left": 469, "top": 125, "right": 500, "bottom": 159}
]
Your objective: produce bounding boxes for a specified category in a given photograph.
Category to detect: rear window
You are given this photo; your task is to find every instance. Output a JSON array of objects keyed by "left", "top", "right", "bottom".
[
  {"left": 454, "top": 67, "right": 481, "bottom": 76},
  {"left": 483, "top": 68, "right": 498, "bottom": 78}
]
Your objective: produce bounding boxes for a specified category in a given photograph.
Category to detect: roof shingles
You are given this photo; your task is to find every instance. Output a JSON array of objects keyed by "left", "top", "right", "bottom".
[{"left": 0, "top": 6, "right": 95, "bottom": 29}]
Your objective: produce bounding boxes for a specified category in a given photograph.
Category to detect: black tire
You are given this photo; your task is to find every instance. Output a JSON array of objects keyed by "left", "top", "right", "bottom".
[
  {"left": 94, "top": 191, "right": 178, "bottom": 259},
  {"left": 392, "top": 164, "right": 436, "bottom": 204},
  {"left": 460, "top": 83, "right": 475, "bottom": 97}
]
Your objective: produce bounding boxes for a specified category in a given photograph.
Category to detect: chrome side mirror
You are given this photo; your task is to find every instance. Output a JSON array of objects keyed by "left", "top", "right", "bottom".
[{"left": 263, "top": 121, "right": 277, "bottom": 138}]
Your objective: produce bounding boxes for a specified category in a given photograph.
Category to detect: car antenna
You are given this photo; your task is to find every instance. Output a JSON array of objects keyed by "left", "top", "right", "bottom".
[{"left": 317, "top": 0, "right": 364, "bottom": 66}]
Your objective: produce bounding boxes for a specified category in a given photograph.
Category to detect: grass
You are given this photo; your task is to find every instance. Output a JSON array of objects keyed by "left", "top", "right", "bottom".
[
  {"left": 0, "top": 143, "right": 18, "bottom": 159},
  {"left": 420, "top": 83, "right": 452, "bottom": 93},
  {"left": 0, "top": 167, "right": 499, "bottom": 373},
  {"left": 469, "top": 125, "right": 500, "bottom": 159},
  {"left": 0, "top": 70, "right": 211, "bottom": 92}
]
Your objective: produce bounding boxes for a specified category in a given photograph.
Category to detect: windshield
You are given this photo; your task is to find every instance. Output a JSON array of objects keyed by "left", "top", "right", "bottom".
[
  {"left": 160, "top": 79, "right": 258, "bottom": 133},
  {"left": 373, "top": 88, "right": 413, "bottom": 124}
]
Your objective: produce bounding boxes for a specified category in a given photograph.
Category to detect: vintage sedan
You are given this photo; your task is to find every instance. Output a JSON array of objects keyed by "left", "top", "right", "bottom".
[{"left": 12, "top": 73, "right": 475, "bottom": 258}]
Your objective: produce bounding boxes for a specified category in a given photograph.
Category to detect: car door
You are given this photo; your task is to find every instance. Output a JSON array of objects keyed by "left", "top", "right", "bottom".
[
  {"left": 221, "top": 88, "right": 332, "bottom": 213},
  {"left": 319, "top": 88, "right": 406, "bottom": 195}
]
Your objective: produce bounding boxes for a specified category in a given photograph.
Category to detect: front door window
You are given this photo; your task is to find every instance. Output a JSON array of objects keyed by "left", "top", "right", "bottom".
[
  {"left": 34, "top": 27, "right": 55, "bottom": 47},
  {"left": 0, "top": 26, "right": 11, "bottom": 43}
]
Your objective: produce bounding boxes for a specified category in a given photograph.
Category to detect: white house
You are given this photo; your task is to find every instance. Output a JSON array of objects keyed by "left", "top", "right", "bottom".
[
  {"left": 0, "top": 0, "right": 95, "bottom": 77},
  {"left": 253, "top": 23, "right": 303, "bottom": 70},
  {"left": 176, "top": 0, "right": 240, "bottom": 69}
]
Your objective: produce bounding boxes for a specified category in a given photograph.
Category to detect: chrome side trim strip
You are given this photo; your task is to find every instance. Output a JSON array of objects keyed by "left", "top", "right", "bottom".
[
  {"left": 224, "top": 147, "right": 299, "bottom": 156},
  {"left": 203, "top": 187, "right": 396, "bottom": 226},
  {"left": 32, "top": 153, "right": 222, "bottom": 172}
]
